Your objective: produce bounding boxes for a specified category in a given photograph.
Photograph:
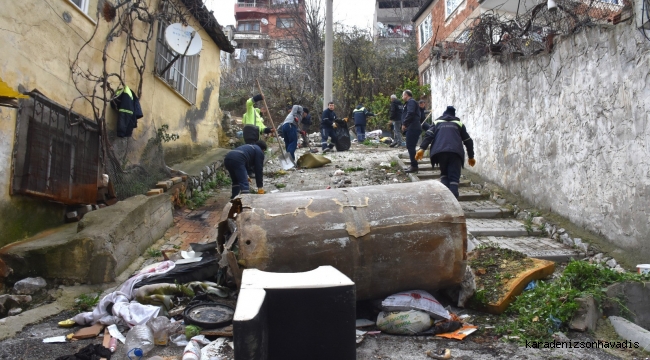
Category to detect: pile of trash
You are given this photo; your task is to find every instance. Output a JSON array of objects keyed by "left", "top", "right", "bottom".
[
  {"left": 356, "top": 290, "right": 478, "bottom": 345},
  {"left": 45, "top": 242, "right": 237, "bottom": 359}
]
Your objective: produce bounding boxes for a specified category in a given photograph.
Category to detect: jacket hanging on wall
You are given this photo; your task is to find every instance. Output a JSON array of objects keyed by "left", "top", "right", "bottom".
[{"left": 111, "top": 86, "right": 143, "bottom": 137}]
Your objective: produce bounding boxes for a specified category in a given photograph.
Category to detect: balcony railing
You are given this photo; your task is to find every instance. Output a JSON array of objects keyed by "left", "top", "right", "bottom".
[{"left": 236, "top": 1, "right": 268, "bottom": 8}]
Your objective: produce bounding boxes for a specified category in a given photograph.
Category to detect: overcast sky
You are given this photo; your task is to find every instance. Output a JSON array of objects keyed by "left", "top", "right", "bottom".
[{"left": 207, "top": 0, "right": 377, "bottom": 30}]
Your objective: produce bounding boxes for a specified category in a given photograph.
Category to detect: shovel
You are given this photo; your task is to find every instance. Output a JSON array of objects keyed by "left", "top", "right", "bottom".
[{"left": 256, "top": 80, "right": 295, "bottom": 170}]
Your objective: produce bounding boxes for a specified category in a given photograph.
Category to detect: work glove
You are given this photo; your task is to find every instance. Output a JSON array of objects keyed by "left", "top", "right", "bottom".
[
  {"left": 258, "top": 188, "right": 265, "bottom": 194},
  {"left": 263, "top": 128, "right": 272, "bottom": 134},
  {"left": 468, "top": 158, "right": 476, "bottom": 167},
  {"left": 252, "top": 94, "right": 264, "bottom": 102},
  {"left": 415, "top": 149, "right": 425, "bottom": 161},
  {"left": 333, "top": 123, "right": 338, "bottom": 128}
]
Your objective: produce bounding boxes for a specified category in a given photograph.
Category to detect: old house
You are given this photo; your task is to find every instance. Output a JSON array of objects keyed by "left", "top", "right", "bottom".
[
  {"left": 0, "top": 0, "right": 234, "bottom": 247},
  {"left": 373, "top": 0, "right": 421, "bottom": 56},
  {"left": 412, "top": 0, "right": 627, "bottom": 85},
  {"left": 230, "top": 0, "right": 307, "bottom": 81}
]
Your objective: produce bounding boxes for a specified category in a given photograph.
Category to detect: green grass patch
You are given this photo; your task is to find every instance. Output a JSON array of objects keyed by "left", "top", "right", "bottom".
[
  {"left": 344, "top": 167, "right": 365, "bottom": 172},
  {"left": 500, "top": 260, "right": 650, "bottom": 343},
  {"left": 275, "top": 183, "right": 286, "bottom": 189},
  {"left": 146, "top": 247, "right": 163, "bottom": 258},
  {"left": 74, "top": 293, "right": 100, "bottom": 313}
]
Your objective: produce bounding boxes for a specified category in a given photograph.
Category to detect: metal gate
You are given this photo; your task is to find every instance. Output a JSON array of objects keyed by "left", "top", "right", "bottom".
[{"left": 12, "top": 93, "right": 100, "bottom": 205}]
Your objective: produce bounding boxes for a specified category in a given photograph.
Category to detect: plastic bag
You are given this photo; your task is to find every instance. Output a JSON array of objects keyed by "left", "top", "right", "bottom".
[
  {"left": 381, "top": 290, "right": 450, "bottom": 320},
  {"left": 148, "top": 316, "right": 171, "bottom": 346},
  {"left": 200, "top": 338, "right": 228, "bottom": 360},
  {"left": 171, "top": 334, "right": 188, "bottom": 347},
  {"left": 376, "top": 310, "right": 433, "bottom": 335},
  {"left": 182, "top": 340, "right": 201, "bottom": 360}
]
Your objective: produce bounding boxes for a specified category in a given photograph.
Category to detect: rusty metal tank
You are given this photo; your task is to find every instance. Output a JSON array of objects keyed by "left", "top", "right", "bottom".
[{"left": 219, "top": 180, "right": 467, "bottom": 300}]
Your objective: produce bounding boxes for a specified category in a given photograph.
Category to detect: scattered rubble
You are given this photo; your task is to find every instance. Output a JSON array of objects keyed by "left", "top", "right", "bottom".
[
  {"left": 13, "top": 277, "right": 47, "bottom": 295},
  {"left": 0, "top": 294, "right": 31, "bottom": 318}
]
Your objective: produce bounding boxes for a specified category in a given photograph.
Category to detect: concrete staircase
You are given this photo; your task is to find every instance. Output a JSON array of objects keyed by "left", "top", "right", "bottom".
[{"left": 396, "top": 156, "right": 582, "bottom": 262}]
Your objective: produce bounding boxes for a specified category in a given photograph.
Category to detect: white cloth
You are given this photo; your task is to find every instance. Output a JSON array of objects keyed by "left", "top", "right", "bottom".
[{"left": 73, "top": 261, "right": 175, "bottom": 327}]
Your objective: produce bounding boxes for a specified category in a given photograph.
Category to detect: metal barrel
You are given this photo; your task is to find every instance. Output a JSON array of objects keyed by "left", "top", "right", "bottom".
[{"left": 221, "top": 180, "right": 467, "bottom": 300}]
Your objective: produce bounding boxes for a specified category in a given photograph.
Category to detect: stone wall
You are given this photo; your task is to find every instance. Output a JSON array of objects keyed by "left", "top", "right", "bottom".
[
  {"left": 1, "top": 194, "right": 173, "bottom": 284},
  {"left": 428, "top": 22, "right": 650, "bottom": 263}
]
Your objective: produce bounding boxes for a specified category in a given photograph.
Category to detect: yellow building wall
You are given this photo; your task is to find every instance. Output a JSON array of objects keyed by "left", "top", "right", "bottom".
[{"left": 0, "top": 0, "right": 225, "bottom": 245}]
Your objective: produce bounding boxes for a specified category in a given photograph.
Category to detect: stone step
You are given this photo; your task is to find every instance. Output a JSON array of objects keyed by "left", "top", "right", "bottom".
[
  {"left": 462, "top": 200, "right": 514, "bottom": 218},
  {"left": 458, "top": 189, "right": 489, "bottom": 201},
  {"left": 417, "top": 173, "right": 440, "bottom": 180},
  {"left": 470, "top": 235, "right": 583, "bottom": 262},
  {"left": 403, "top": 160, "right": 435, "bottom": 167},
  {"left": 466, "top": 218, "right": 541, "bottom": 237},
  {"left": 403, "top": 164, "right": 437, "bottom": 171}
]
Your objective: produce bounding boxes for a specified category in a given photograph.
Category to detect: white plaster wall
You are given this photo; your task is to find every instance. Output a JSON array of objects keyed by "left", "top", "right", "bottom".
[{"left": 429, "top": 23, "right": 650, "bottom": 260}]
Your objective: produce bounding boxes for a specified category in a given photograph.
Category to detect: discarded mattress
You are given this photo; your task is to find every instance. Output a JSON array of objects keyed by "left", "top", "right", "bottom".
[{"left": 218, "top": 181, "right": 467, "bottom": 300}]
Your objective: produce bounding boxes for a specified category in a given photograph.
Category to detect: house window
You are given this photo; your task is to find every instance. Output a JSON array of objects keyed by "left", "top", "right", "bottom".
[
  {"left": 12, "top": 93, "right": 100, "bottom": 205},
  {"left": 418, "top": 14, "right": 432, "bottom": 48},
  {"left": 155, "top": 14, "right": 200, "bottom": 103},
  {"left": 272, "top": 0, "right": 299, "bottom": 5},
  {"left": 378, "top": 0, "right": 401, "bottom": 8},
  {"left": 237, "top": 22, "right": 261, "bottom": 32},
  {"left": 421, "top": 68, "right": 431, "bottom": 85},
  {"left": 277, "top": 18, "right": 295, "bottom": 28},
  {"left": 69, "top": 0, "right": 89, "bottom": 13},
  {"left": 455, "top": 29, "right": 470, "bottom": 43},
  {"left": 446, "top": 0, "right": 463, "bottom": 18}
]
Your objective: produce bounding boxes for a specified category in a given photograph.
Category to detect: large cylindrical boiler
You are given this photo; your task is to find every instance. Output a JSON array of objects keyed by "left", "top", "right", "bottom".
[{"left": 219, "top": 180, "right": 467, "bottom": 300}]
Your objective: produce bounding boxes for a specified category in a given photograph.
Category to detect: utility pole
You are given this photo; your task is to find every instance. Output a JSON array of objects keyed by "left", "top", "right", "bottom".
[{"left": 323, "top": 0, "right": 333, "bottom": 110}]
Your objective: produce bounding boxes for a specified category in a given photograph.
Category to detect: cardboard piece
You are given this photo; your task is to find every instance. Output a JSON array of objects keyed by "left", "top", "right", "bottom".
[
  {"left": 100, "top": 328, "right": 111, "bottom": 360},
  {"left": 72, "top": 323, "right": 104, "bottom": 340}
]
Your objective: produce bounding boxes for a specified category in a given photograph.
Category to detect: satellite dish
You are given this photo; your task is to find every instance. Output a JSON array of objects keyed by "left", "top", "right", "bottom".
[
  {"left": 261, "top": 18, "right": 269, "bottom": 25},
  {"left": 377, "top": 22, "right": 385, "bottom": 29},
  {"left": 231, "top": 40, "right": 238, "bottom": 47},
  {"left": 165, "top": 23, "right": 203, "bottom": 56}
]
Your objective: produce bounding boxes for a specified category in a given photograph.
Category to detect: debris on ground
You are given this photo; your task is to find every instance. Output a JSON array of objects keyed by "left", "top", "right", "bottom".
[
  {"left": 425, "top": 348, "right": 451, "bottom": 359},
  {"left": 466, "top": 246, "right": 555, "bottom": 314},
  {"left": 355, "top": 319, "right": 375, "bottom": 328},
  {"left": 499, "top": 260, "right": 650, "bottom": 343},
  {"left": 71, "top": 323, "right": 104, "bottom": 340},
  {"left": 296, "top": 152, "right": 331, "bottom": 168},
  {"left": 381, "top": 290, "right": 450, "bottom": 320},
  {"left": 54, "top": 344, "right": 112, "bottom": 360},
  {"left": 376, "top": 310, "right": 433, "bottom": 335},
  {"left": 435, "top": 324, "right": 478, "bottom": 340}
]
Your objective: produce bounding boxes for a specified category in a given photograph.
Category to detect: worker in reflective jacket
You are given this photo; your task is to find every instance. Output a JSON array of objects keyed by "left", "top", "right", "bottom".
[
  {"left": 242, "top": 94, "right": 274, "bottom": 144},
  {"left": 416, "top": 106, "right": 476, "bottom": 199},
  {"left": 352, "top": 104, "right": 374, "bottom": 142}
]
